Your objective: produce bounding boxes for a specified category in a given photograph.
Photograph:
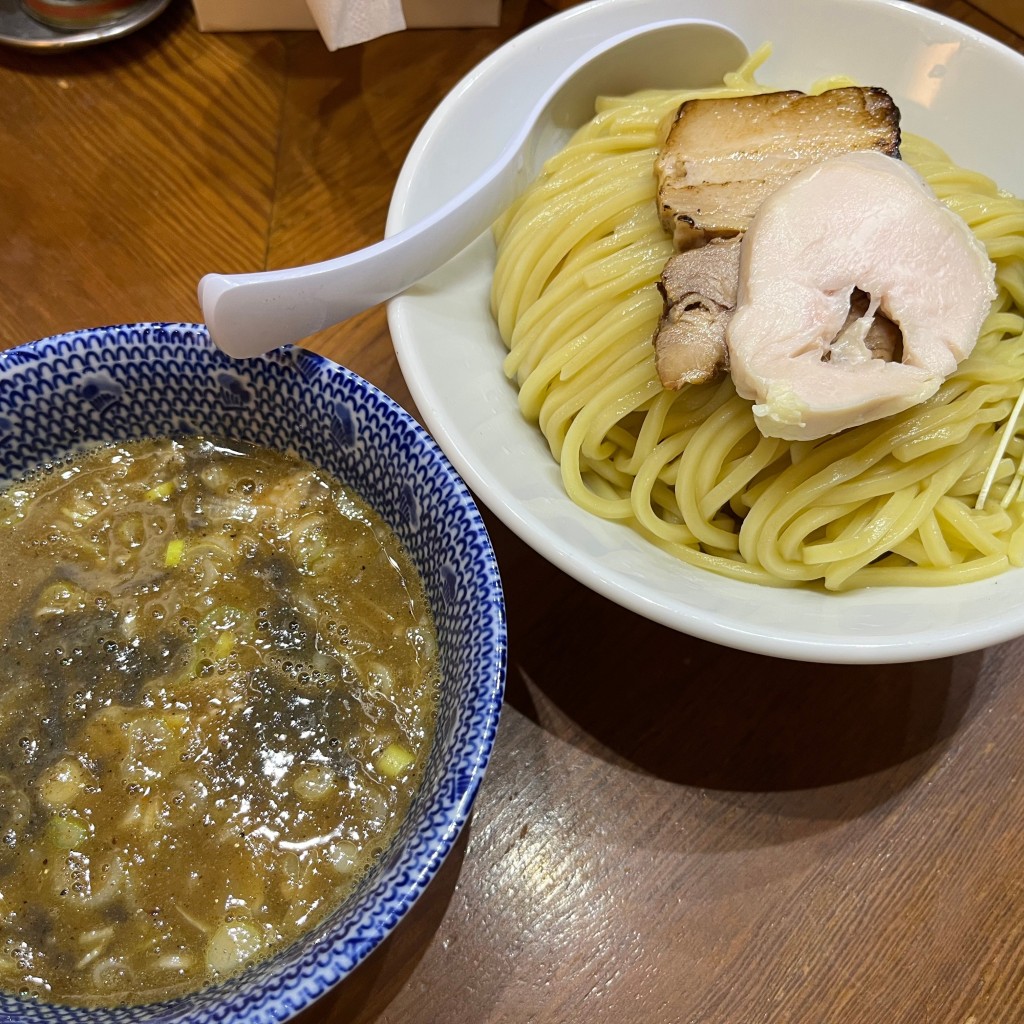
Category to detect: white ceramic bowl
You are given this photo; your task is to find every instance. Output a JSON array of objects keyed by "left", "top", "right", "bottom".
[
  {"left": 0, "top": 324, "right": 506, "bottom": 1022},
  {"left": 387, "top": 0, "right": 1024, "bottom": 664}
]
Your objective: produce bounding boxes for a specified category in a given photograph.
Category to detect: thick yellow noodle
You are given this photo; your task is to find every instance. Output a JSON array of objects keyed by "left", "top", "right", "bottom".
[{"left": 490, "top": 48, "right": 1024, "bottom": 590}]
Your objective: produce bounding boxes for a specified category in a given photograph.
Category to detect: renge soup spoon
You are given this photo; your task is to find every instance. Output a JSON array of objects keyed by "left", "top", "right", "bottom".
[{"left": 199, "top": 18, "right": 749, "bottom": 358}]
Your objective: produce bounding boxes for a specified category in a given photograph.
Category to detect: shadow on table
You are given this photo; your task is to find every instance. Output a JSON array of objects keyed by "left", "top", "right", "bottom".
[{"left": 487, "top": 510, "right": 985, "bottom": 822}]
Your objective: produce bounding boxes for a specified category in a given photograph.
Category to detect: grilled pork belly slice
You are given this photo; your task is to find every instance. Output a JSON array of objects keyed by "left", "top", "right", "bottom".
[
  {"left": 655, "top": 87, "right": 901, "bottom": 250},
  {"left": 727, "top": 151, "right": 997, "bottom": 442},
  {"left": 653, "top": 237, "right": 741, "bottom": 388}
]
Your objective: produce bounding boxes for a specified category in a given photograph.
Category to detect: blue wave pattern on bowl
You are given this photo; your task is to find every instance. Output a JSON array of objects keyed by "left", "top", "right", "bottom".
[{"left": 0, "top": 324, "right": 507, "bottom": 1024}]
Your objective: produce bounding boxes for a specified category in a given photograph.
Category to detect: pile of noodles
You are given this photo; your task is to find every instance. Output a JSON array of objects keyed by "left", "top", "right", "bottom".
[{"left": 490, "top": 47, "right": 1024, "bottom": 590}]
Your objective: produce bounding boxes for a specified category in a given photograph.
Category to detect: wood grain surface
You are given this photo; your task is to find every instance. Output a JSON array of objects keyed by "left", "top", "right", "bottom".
[{"left": 2, "top": 1, "right": 1024, "bottom": 1021}]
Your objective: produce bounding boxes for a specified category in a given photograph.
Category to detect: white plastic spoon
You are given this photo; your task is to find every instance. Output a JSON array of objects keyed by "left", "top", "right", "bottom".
[{"left": 198, "top": 18, "right": 748, "bottom": 358}]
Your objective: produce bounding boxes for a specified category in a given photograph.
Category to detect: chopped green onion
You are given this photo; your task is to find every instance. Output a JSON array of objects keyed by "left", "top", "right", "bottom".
[
  {"left": 212, "top": 631, "right": 235, "bottom": 660},
  {"left": 324, "top": 840, "right": 360, "bottom": 875},
  {"left": 145, "top": 480, "right": 177, "bottom": 501},
  {"left": 292, "top": 767, "right": 335, "bottom": 803},
  {"left": 375, "top": 743, "right": 415, "bottom": 778},
  {"left": 164, "top": 538, "right": 185, "bottom": 567},
  {"left": 35, "top": 581, "right": 89, "bottom": 618},
  {"left": 45, "top": 813, "right": 90, "bottom": 850},
  {"left": 205, "top": 921, "right": 263, "bottom": 976},
  {"left": 38, "top": 758, "right": 90, "bottom": 807}
]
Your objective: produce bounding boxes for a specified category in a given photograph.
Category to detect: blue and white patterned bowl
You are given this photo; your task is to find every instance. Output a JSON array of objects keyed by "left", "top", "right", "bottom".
[{"left": 0, "top": 323, "right": 507, "bottom": 1023}]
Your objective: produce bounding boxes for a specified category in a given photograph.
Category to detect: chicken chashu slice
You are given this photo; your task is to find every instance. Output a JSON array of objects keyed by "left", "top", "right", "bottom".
[
  {"left": 655, "top": 87, "right": 901, "bottom": 250},
  {"left": 727, "top": 151, "right": 996, "bottom": 442}
]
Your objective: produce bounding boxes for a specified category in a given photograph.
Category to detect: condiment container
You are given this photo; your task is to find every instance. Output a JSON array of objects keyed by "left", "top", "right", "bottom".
[{"left": 21, "top": 0, "right": 145, "bottom": 30}]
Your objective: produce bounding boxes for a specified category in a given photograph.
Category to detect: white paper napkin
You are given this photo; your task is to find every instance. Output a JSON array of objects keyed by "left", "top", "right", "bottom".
[{"left": 305, "top": 0, "right": 407, "bottom": 49}]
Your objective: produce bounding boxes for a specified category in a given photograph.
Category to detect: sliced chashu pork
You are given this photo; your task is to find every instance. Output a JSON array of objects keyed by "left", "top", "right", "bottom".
[
  {"left": 654, "top": 236, "right": 741, "bottom": 387},
  {"left": 655, "top": 87, "right": 901, "bottom": 249},
  {"left": 726, "top": 150, "right": 997, "bottom": 441},
  {"left": 652, "top": 87, "right": 901, "bottom": 390}
]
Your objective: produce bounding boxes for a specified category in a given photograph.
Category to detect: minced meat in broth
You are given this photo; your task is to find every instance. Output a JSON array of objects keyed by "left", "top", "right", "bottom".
[{"left": 0, "top": 436, "right": 439, "bottom": 1006}]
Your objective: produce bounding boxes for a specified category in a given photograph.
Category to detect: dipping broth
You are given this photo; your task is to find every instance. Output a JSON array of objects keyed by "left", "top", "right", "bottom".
[{"left": 0, "top": 435, "right": 439, "bottom": 1006}]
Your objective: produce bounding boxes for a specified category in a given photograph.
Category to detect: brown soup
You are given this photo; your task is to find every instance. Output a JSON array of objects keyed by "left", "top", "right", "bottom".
[{"left": 0, "top": 435, "right": 439, "bottom": 1006}]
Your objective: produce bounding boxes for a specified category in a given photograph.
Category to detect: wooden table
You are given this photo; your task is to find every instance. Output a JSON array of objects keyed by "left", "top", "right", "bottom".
[{"left": 2, "top": 1, "right": 1024, "bottom": 1020}]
